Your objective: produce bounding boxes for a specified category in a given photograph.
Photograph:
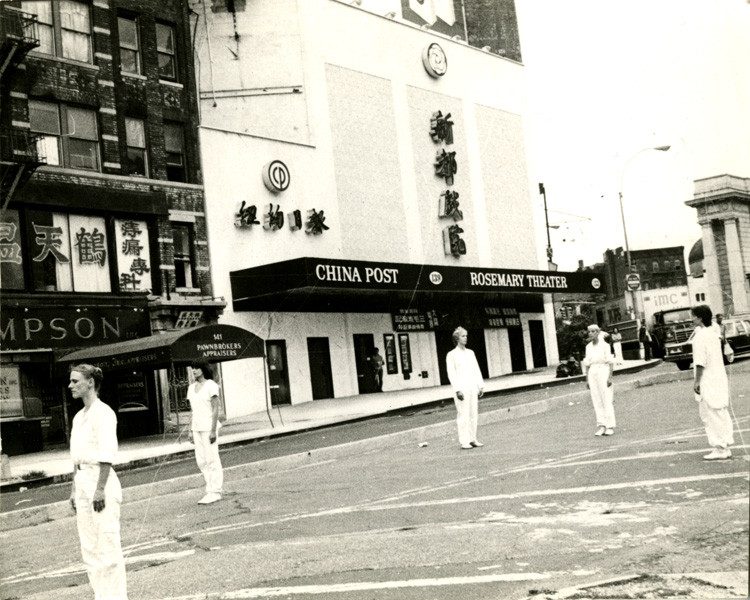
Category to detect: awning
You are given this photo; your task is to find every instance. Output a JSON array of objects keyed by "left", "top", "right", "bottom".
[
  {"left": 230, "top": 257, "right": 604, "bottom": 312},
  {"left": 57, "top": 324, "right": 265, "bottom": 372}
]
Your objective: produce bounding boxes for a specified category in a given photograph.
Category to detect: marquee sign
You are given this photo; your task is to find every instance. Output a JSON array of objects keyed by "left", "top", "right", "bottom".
[{"left": 230, "top": 257, "right": 605, "bottom": 304}]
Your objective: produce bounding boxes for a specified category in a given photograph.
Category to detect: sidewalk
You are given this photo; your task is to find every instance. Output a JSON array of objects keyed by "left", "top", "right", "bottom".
[{"left": 1, "top": 360, "right": 660, "bottom": 488}]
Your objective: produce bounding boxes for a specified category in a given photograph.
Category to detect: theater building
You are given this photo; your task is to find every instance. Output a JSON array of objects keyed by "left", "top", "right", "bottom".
[
  {"left": 191, "top": 0, "right": 601, "bottom": 419},
  {"left": 0, "top": 0, "right": 224, "bottom": 455}
]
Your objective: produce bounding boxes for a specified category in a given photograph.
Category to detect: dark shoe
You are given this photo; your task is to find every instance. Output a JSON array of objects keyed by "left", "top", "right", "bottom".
[{"left": 470, "top": 441, "right": 484, "bottom": 447}]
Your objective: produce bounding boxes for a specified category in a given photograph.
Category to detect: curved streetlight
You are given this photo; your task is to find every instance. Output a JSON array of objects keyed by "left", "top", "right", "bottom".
[{"left": 618, "top": 145, "right": 670, "bottom": 319}]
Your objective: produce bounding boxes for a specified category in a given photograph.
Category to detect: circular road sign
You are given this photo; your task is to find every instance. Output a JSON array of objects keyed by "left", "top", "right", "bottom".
[{"left": 625, "top": 273, "right": 641, "bottom": 291}]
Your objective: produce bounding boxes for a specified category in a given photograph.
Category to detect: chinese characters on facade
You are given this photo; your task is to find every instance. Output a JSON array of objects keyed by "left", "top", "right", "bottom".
[
  {"left": 432, "top": 110, "right": 466, "bottom": 257},
  {"left": 235, "top": 202, "right": 329, "bottom": 235}
]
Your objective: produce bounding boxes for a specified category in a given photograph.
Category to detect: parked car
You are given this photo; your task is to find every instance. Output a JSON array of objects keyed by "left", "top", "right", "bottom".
[{"left": 663, "top": 315, "right": 750, "bottom": 370}]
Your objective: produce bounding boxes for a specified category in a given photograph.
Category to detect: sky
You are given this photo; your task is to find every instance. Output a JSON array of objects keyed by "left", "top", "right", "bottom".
[{"left": 515, "top": 0, "right": 750, "bottom": 271}]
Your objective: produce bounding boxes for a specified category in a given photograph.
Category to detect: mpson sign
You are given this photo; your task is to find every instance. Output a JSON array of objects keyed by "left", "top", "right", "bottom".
[{"left": 0, "top": 305, "right": 151, "bottom": 351}]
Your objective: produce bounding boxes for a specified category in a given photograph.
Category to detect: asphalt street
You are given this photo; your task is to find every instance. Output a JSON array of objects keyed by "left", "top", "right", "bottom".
[{"left": 1, "top": 361, "right": 748, "bottom": 600}]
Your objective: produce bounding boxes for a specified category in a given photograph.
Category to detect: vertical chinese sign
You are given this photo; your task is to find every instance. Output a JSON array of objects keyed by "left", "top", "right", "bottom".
[
  {"left": 115, "top": 219, "right": 152, "bottom": 292},
  {"left": 383, "top": 333, "right": 398, "bottom": 375},
  {"left": 398, "top": 333, "right": 412, "bottom": 380},
  {"left": 0, "top": 209, "right": 25, "bottom": 290}
]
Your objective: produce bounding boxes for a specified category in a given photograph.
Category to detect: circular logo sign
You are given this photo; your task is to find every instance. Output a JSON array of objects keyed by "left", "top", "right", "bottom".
[
  {"left": 262, "top": 160, "right": 290, "bottom": 193},
  {"left": 429, "top": 271, "right": 443, "bottom": 285},
  {"left": 422, "top": 43, "right": 447, "bottom": 78},
  {"left": 591, "top": 277, "right": 601, "bottom": 290},
  {"left": 625, "top": 273, "right": 641, "bottom": 291}
]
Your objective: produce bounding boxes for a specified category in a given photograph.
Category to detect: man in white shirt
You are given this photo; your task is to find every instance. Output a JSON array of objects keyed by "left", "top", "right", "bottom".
[
  {"left": 446, "top": 327, "right": 485, "bottom": 449},
  {"left": 69, "top": 364, "right": 128, "bottom": 600}
]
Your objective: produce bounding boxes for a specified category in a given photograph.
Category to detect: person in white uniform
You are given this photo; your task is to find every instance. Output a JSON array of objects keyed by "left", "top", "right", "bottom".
[
  {"left": 581, "top": 324, "right": 616, "bottom": 437},
  {"left": 446, "top": 327, "right": 485, "bottom": 449},
  {"left": 691, "top": 305, "right": 734, "bottom": 460},
  {"left": 187, "top": 360, "right": 223, "bottom": 504},
  {"left": 68, "top": 364, "right": 128, "bottom": 600}
]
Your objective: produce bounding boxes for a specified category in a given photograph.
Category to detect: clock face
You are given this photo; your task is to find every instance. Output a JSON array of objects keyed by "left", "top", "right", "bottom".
[{"left": 422, "top": 43, "right": 447, "bottom": 78}]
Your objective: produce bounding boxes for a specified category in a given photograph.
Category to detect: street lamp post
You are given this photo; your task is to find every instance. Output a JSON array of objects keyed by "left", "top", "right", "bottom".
[{"left": 618, "top": 145, "right": 670, "bottom": 320}]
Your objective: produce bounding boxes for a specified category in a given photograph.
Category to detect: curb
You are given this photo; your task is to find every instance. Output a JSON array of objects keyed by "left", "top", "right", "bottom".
[{"left": 0, "top": 368, "right": 691, "bottom": 532}]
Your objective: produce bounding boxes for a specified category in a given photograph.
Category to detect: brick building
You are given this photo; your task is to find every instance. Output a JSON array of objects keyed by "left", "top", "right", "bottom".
[
  {"left": 189, "top": 0, "right": 601, "bottom": 420},
  {"left": 0, "top": 0, "right": 224, "bottom": 455}
]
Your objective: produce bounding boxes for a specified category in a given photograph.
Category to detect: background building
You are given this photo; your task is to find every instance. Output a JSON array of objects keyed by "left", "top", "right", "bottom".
[
  {"left": 190, "top": 0, "right": 600, "bottom": 420},
  {"left": 0, "top": 0, "right": 222, "bottom": 455}
]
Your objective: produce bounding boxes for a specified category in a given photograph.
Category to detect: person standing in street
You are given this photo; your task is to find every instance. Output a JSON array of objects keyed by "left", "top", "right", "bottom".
[
  {"left": 446, "top": 327, "right": 485, "bottom": 449},
  {"left": 371, "top": 347, "right": 385, "bottom": 392},
  {"left": 691, "top": 305, "right": 734, "bottom": 460},
  {"left": 639, "top": 322, "right": 652, "bottom": 360},
  {"left": 68, "top": 364, "right": 128, "bottom": 600},
  {"left": 582, "top": 324, "right": 616, "bottom": 437},
  {"left": 611, "top": 327, "right": 624, "bottom": 364},
  {"left": 187, "top": 360, "right": 224, "bottom": 504}
]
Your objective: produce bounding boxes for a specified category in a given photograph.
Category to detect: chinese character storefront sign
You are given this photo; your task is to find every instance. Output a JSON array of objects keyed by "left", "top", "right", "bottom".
[
  {"left": 0, "top": 210, "right": 25, "bottom": 290},
  {"left": 33, "top": 224, "right": 70, "bottom": 263},
  {"left": 434, "top": 149, "right": 457, "bottom": 186},
  {"left": 430, "top": 111, "right": 454, "bottom": 145},
  {"left": 438, "top": 190, "right": 463, "bottom": 221},
  {"left": 288, "top": 209, "right": 302, "bottom": 231},
  {"left": 263, "top": 204, "right": 284, "bottom": 231},
  {"left": 235, "top": 201, "right": 260, "bottom": 227},
  {"left": 443, "top": 224, "right": 466, "bottom": 257},
  {"left": 74, "top": 227, "right": 107, "bottom": 266},
  {"left": 115, "top": 218, "right": 152, "bottom": 292},
  {"left": 305, "top": 209, "right": 329, "bottom": 235}
]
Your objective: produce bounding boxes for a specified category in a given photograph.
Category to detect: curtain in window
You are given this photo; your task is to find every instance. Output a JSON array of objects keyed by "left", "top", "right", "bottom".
[
  {"left": 67, "top": 107, "right": 98, "bottom": 170},
  {"left": 125, "top": 118, "right": 146, "bottom": 147},
  {"left": 60, "top": 1, "right": 91, "bottom": 62},
  {"left": 69, "top": 215, "right": 111, "bottom": 292},
  {"left": 22, "top": 1, "right": 54, "bottom": 54}
]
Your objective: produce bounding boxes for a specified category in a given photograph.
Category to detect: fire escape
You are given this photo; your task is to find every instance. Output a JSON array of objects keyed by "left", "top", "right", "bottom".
[{"left": 1, "top": 7, "right": 44, "bottom": 209}]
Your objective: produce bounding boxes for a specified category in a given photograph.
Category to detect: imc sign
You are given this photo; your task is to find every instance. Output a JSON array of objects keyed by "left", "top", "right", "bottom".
[{"left": 625, "top": 273, "right": 641, "bottom": 291}]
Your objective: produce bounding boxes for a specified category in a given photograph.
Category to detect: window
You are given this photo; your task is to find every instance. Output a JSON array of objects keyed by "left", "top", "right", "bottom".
[
  {"left": 695, "top": 293, "right": 705, "bottom": 302},
  {"left": 164, "top": 122, "right": 186, "bottom": 182},
  {"left": 22, "top": 1, "right": 92, "bottom": 63},
  {"left": 172, "top": 224, "right": 194, "bottom": 288},
  {"left": 663, "top": 260, "right": 671, "bottom": 271},
  {"left": 118, "top": 16, "right": 141, "bottom": 74},
  {"left": 124, "top": 118, "right": 148, "bottom": 176},
  {"left": 674, "top": 259, "right": 681, "bottom": 270},
  {"left": 652, "top": 260, "right": 659, "bottom": 272},
  {"left": 29, "top": 101, "right": 100, "bottom": 171},
  {"left": 156, "top": 22, "right": 177, "bottom": 80}
]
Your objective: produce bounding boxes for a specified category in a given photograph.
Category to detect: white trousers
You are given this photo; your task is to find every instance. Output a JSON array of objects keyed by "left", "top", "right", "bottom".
[
  {"left": 699, "top": 400, "right": 734, "bottom": 449},
  {"left": 588, "top": 364, "right": 616, "bottom": 428},
  {"left": 74, "top": 467, "right": 128, "bottom": 600},
  {"left": 193, "top": 430, "right": 223, "bottom": 494},
  {"left": 613, "top": 342, "right": 623, "bottom": 364},
  {"left": 454, "top": 390, "right": 479, "bottom": 446}
]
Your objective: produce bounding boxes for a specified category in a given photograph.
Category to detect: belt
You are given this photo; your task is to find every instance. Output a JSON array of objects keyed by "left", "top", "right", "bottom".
[{"left": 75, "top": 463, "right": 97, "bottom": 470}]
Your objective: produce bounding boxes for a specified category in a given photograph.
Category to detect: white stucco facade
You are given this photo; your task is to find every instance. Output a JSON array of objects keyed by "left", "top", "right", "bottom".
[{"left": 192, "top": 0, "right": 562, "bottom": 419}]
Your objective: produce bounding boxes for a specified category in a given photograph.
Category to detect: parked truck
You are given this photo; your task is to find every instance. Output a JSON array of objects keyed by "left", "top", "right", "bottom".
[{"left": 655, "top": 307, "right": 697, "bottom": 369}]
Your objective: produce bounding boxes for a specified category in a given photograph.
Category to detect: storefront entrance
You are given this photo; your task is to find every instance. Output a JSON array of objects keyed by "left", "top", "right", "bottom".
[
  {"left": 307, "top": 337, "right": 334, "bottom": 400},
  {"left": 353, "top": 334, "right": 378, "bottom": 394},
  {"left": 529, "top": 320, "right": 548, "bottom": 368},
  {"left": 267, "top": 340, "right": 291, "bottom": 405},
  {"left": 508, "top": 327, "right": 527, "bottom": 372},
  {"left": 435, "top": 329, "right": 489, "bottom": 386}
]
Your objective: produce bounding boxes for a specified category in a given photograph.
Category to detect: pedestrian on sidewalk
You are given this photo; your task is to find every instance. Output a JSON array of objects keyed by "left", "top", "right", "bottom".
[
  {"left": 611, "top": 327, "right": 624, "bottom": 364},
  {"left": 639, "top": 322, "right": 652, "bottom": 360},
  {"left": 68, "top": 364, "right": 128, "bottom": 600},
  {"left": 581, "top": 324, "right": 616, "bottom": 437},
  {"left": 371, "top": 347, "right": 385, "bottom": 392},
  {"left": 691, "top": 305, "right": 734, "bottom": 460},
  {"left": 446, "top": 326, "right": 485, "bottom": 449},
  {"left": 187, "top": 360, "right": 224, "bottom": 504}
]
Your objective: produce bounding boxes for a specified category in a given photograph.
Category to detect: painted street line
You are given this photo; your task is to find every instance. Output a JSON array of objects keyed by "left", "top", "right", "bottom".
[{"left": 158, "top": 570, "right": 599, "bottom": 599}]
